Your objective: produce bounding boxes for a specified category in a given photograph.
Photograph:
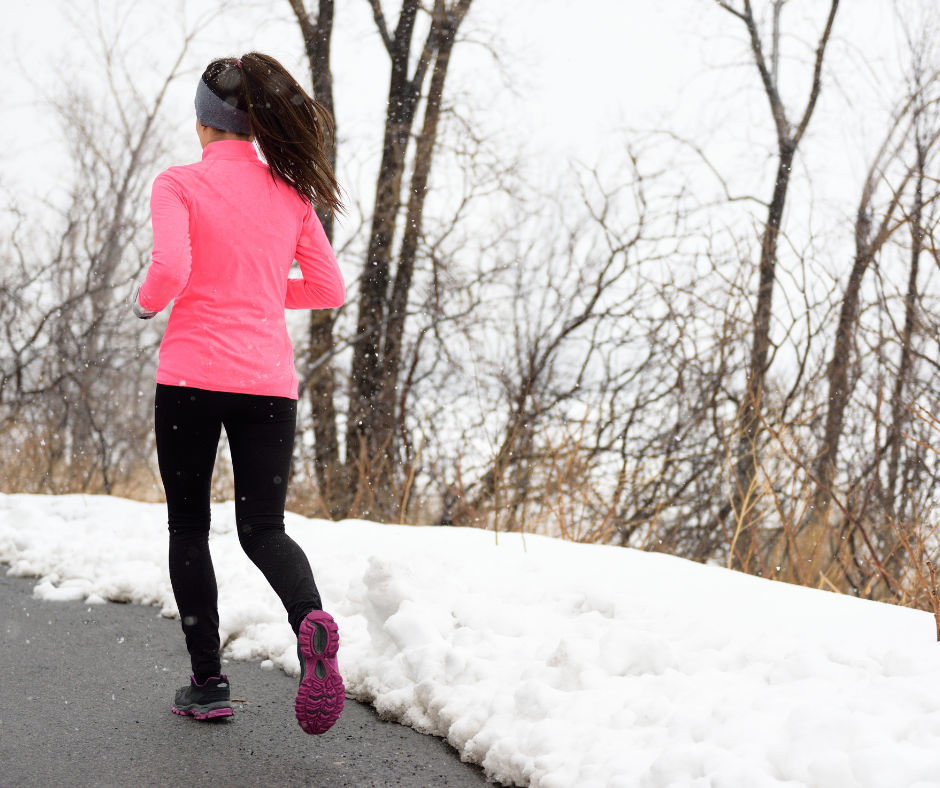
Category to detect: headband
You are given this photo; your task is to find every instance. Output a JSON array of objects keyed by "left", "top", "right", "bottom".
[{"left": 195, "top": 76, "right": 251, "bottom": 135}]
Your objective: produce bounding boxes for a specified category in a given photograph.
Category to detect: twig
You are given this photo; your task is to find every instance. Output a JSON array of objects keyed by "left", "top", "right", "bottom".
[
  {"left": 399, "top": 433, "right": 425, "bottom": 524},
  {"left": 927, "top": 559, "right": 940, "bottom": 641}
]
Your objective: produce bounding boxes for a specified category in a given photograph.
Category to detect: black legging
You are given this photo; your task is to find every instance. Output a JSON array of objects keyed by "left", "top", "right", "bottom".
[{"left": 155, "top": 383, "right": 322, "bottom": 682}]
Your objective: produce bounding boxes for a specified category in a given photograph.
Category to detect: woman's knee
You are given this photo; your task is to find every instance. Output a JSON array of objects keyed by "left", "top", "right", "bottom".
[
  {"left": 168, "top": 513, "right": 211, "bottom": 541},
  {"left": 237, "top": 519, "right": 285, "bottom": 548}
]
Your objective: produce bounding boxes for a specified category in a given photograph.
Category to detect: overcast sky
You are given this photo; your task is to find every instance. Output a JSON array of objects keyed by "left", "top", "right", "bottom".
[
  {"left": 2, "top": 0, "right": 914, "bottom": 259},
  {"left": 5, "top": 1, "right": 704, "bottom": 154}
]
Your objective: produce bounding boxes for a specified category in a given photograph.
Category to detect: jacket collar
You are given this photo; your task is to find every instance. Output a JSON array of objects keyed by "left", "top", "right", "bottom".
[{"left": 201, "top": 140, "right": 258, "bottom": 161}]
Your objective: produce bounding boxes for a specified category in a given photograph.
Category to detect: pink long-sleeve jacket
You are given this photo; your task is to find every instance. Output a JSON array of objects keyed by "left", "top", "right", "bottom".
[{"left": 138, "top": 140, "right": 345, "bottom": 399}]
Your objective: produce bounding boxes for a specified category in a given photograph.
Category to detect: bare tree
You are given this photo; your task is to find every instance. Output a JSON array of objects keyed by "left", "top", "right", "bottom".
[
  {"left": 287, "top": 0, "right": 346, "bottom": 516},
  {"left": 341, "top": 0, "right": 474, "bottom": 519},
  {"left": 713, "top": 0, "right": 840, "bottom": 567},
  {"left": 0, "top": 2, "right": 217, "bottom": 495},
  {"left": 792, "top": 6, "right": 940, "bottom": 590}
]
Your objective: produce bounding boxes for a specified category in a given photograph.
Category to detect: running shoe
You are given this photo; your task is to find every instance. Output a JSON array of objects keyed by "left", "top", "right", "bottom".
[
  {"left": 295, "top": 610, "right": 344, "bottom": 734},
  {"left": 171, "top": 674, "right": 234, "bottom": 720}
]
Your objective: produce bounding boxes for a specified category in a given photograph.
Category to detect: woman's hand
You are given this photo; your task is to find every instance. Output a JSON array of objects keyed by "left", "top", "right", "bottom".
[{"left": 132, "top": 286, "right": 158, "bottom": 320}]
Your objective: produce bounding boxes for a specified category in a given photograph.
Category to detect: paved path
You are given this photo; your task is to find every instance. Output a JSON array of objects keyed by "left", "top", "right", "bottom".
[{"left": 0, "top": 571, "right": 488, "bottom": 788}]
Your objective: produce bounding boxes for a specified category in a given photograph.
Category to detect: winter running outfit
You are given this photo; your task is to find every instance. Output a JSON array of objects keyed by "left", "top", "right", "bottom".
[{"left": 138, "top": 137, "right": 345, "bottom": 733}]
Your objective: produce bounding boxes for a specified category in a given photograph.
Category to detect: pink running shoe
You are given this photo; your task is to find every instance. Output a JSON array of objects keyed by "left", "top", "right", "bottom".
[{"left": 295, "top": 610, "right": 344, "bottom": 734}]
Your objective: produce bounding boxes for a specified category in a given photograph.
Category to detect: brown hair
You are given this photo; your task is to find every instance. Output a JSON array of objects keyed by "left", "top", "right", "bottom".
[{"left": 201, "top": 53, "right": 343, "bottom": 215}]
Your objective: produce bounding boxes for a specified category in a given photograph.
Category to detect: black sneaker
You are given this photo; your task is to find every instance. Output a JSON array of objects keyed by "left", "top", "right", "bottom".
[{"left": 171, "top": 674, "right": 234, "bottom": 720}]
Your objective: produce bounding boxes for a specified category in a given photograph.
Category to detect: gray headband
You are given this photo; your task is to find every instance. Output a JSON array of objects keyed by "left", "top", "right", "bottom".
[{"left": 195, "top": 77, "right": 251, "bottom": 135}]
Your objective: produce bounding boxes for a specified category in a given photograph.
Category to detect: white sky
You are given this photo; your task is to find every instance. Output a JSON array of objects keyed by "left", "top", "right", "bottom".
[
  {"left": 1, "top": 0, "right": 916, "bottom": 283},
  {"left": 4, "top": 1, "right": 706, "bottom": 162}
]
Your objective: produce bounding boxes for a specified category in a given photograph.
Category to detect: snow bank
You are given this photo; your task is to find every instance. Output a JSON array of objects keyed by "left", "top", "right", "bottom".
[{"left": 3, "top": 493, "right": 940, "bottom": 788}]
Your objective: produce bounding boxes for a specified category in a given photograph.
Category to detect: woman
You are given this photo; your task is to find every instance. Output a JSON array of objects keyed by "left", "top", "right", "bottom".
[{"left": 133, "top": 53, "right": 345, "bottom": 735}]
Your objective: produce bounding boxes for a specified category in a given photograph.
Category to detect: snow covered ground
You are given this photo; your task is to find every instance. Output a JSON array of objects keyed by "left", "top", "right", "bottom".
[{"left": 2, "top": 493, "right": 940, "bottom": 788}]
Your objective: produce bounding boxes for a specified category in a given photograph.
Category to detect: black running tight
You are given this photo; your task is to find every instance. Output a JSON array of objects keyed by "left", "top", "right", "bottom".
[{"left": 155, "top": 383, "right": 322, "bottom": 682}]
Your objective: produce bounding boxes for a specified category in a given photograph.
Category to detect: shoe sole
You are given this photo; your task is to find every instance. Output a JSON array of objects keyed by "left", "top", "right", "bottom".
[
  {"left": 296, "top": 611, "right": 344, "bottom": 735},
  {"left": 171, "top": 704, "right": 234, "bottom": 720}
]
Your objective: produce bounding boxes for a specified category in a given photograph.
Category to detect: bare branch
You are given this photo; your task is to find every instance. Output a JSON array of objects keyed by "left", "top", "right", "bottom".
[
  {"left": 792, "top": 0, "right": 841, "bottom": 148},
  {"left": 367, "top": 0, "right": 394, "bottom": 54},
  {"left": 714, "top": 0, "right": 747, "bottom": 22}
]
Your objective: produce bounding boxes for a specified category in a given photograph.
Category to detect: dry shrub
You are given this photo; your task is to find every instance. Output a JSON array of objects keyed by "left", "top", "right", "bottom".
[{"left": 0, "top": 427, "right": 162, "bottom": 502}]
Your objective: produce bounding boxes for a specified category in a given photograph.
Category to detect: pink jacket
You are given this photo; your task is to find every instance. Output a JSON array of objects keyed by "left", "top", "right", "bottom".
[{"left": 138, "top": 140, "right": 345, "bottom": 399}]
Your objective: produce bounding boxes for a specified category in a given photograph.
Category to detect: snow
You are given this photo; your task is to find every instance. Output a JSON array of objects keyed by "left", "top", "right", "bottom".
[{"left": 2, "top": 493, "right": 940, "bottom": 787}]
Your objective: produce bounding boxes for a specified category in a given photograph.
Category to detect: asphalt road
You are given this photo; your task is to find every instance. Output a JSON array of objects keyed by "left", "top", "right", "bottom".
[{"left": 0, "top": 570, "right": 489, "bottom": 788}]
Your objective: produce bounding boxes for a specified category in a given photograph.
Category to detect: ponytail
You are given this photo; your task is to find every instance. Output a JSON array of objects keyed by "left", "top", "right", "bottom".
[{"left": 200, "top": 54, "right": 343, "bottom": 215}]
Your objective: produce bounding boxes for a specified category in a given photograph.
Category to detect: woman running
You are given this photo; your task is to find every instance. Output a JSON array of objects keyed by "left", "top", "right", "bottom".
[{"left": 133, "top": 53, "right": 345, "bottom": 735}]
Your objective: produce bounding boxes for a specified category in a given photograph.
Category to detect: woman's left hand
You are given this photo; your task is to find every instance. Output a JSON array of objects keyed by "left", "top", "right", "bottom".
[{"left": 132, "top": 286, "right": 158, "bottom": 320}]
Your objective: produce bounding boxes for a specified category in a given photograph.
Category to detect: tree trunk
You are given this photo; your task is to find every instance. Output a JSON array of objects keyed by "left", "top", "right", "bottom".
[
  {"left": 731, "top": 146, "right": 794, "bottom": 559},
  {"left": 347, "top": 0, "right": 427, "bottom": 499},
  {"left": 796, "top": 110, "right": 923, "bottom": 584},
  {"left": 345, "top": 0, "right": 477, "bottom": 519},
  {"left": 815, "top": 213, "right": 873, "bottom": 497},
  {"left": 885, "top": 153, "right": 924, "bottom": 518},
  {"left": 289, "top": 0, "right": 347, "bottom": 516},
  {"left": 377, "top": 1, "right": 470, "bottom": 516},
  {"left": 792, "top": 208, "right": 875, "bottom": 578},
  {"left": 719, "top": 0, "right": 840, "bottom": 571}
]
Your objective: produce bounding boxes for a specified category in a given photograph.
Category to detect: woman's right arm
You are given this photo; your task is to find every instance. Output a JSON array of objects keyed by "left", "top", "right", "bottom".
[{"left": 137, "top": 172, "right": 193, "bottom": 313}]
